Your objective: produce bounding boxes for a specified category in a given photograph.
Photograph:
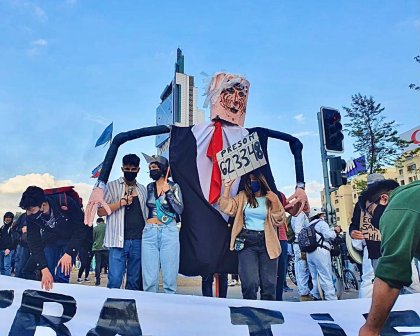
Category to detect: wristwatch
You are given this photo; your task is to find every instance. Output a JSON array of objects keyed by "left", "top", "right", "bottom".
[{"left": 295, "top": 182, "right": 305, "bottom": 190}]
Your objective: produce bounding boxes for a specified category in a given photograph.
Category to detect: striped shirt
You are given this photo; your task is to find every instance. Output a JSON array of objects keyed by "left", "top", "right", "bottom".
[{"left": 103, "top": 177, "right": 148, "bottom": 248}]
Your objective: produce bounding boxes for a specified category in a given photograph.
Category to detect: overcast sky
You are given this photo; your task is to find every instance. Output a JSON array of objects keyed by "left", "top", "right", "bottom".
[{"left": 1, "top": 0, "right": 419, "bottom": 213}]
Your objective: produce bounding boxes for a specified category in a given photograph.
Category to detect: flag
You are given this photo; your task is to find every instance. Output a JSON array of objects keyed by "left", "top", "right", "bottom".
[
  {"left": 91, "top": 162, "right": 103, "bottom": 178},
  {"left": 345, "top": 156, "right": 367, "bottom": 178},
  {"left": 95, "top": 122, "right": 113, "bottom": 147}
]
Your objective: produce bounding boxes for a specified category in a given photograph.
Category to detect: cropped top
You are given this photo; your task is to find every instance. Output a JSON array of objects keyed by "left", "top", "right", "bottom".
[{"left": 146, "top": 180, "right": 184, "bottom": 221}]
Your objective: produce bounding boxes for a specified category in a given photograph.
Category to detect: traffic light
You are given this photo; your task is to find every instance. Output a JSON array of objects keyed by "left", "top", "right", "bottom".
[
  {"left": 329, "top": 156, "right": 348, "bottom": 188},
  {"left": 321, "top": 107, "right": 344, "bottom": 153}
]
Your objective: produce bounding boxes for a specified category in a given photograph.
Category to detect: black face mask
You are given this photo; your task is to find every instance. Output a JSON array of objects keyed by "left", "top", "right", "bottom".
[
  {"left": 27, "top": 210, "right": 43, "bottom": 223},
  {"left": 371, "top": 204, "right": 386, "bottom": 229},
  {"left": 149, "top": 169, "right": 162, "bottom": 181},
  {"left": 124, "top": 171, "right": 138, "bottom": 182}
]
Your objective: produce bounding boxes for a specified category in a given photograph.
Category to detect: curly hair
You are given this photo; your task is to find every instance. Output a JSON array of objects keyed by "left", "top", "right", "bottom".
[{"left": 19, "top": 186, "right": 46, "bottom": 209}]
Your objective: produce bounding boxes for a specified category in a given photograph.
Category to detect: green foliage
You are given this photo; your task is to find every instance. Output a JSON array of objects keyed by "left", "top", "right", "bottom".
[
  {"left": 343, "top": 94, "right": 409, "bottom": 174},
  {"left": 353, "top": 176, "right": 367, "bottom": 193}
]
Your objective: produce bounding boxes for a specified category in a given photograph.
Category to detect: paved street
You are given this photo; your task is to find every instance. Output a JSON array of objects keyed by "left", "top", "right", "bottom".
[{"left": 71, "top": 271, "right": 359, "bottom": 302}]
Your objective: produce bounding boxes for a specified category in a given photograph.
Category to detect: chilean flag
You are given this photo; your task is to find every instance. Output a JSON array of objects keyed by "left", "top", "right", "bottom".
[{"left": 169, "top": 122, "right": 284, "bottom": 276}]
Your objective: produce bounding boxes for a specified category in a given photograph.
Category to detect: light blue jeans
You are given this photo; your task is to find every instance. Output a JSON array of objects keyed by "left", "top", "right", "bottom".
[
  {"left": 142, "top": 222, "right": 179, "bottom": 293},
  {"left": 292, "top": 244, "right": 311, "bottom": 296}
]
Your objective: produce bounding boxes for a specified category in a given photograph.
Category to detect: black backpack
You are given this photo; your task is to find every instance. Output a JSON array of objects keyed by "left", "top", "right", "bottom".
[{"left": 297, "top": 220, "right": 324, "bottom": 253}]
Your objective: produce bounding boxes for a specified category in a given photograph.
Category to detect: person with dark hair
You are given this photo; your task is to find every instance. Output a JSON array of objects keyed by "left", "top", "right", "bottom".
[
  {"left": 219, "top": 170, "right": 286, "bottom": 301},
  {"left": 92, "top": 217, "right": 108, "bottom": 286},
  {"left": 19, "top": 186, "right": 85, "bottom": 290},
  {"left": 141, "top": 153, "right": 183, "bottom": 293},
  {"left": 77, "top": 225, "right": 93, "bottom": 283},
  {"left": 359, "top": 179, "right": 419, "bottom": 336},
  {"left": 97, "top": 153, "right": 147, "bottom": 290},
  {"left": 0, "top": 212, "right": 15, "bottom": 276},
  {"left": 12, "top": 214, "right": 31, "bottom": 278}
]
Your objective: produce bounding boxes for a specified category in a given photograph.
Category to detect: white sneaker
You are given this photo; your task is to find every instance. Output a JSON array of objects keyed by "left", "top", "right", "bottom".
[
  {"left": 84, "top": 278, "right": 90, "bottom": 283},
  {"left": 77, "top": 278, "right": 83, "bottom": 283}
]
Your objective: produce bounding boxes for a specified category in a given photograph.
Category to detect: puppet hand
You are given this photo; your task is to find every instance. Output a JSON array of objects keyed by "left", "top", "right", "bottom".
[
  {"left": 84, "top": 187, "right": 111, "bottom": 226},
  {"left": 285, "top": 188, "right": 309, "bottom": 216}
]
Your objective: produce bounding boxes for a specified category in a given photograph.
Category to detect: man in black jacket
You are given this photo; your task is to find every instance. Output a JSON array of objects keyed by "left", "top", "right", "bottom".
[
  {"left": 19, "top": 186, "right": 85, "bottom": 290},
  {"left": 0, "top": 212, "right": 15, "bottom": 276}
]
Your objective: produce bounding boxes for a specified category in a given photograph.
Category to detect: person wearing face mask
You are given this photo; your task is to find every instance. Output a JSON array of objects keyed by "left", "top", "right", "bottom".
[
  {"left": 219, "top": 170, "right": 287, "bottom": 301},
  {"left": 141, "top": 153, "right": 184, "bottom": 293},
  {"left": 359, "top": 179, "right": 419, "bottom": 336},
  {"left": 19, "top": 186, "right": 85, "bottom": 290},
  {"left": 97, "top": 154, "right": 148, "bottom": 290},
  {"left": 0, "top": 212, "right": 16, "bottom": 276}
]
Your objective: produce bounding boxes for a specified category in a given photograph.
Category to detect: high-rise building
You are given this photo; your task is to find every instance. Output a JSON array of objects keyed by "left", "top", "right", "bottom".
[{"left": 156, "top": 48, "right": 205, "bottom": 156}]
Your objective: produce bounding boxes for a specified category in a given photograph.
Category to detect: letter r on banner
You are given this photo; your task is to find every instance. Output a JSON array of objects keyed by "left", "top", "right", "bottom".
[
  {"left": 8, "top": 290, "right": 77, "bottom": 336},
  {"left": 230, "top": 306, "right": 284, "bottom": 336}
]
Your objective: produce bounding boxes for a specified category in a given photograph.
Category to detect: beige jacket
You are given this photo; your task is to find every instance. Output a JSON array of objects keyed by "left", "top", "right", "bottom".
[{"left": 219, "top": 191, "right": 287, "bottom": 259}]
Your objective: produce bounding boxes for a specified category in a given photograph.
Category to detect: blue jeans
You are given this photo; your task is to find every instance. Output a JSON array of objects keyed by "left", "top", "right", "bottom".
[
  {"left": 44, "top": 240, "right": 71, "bottom": 283},
  {"left": 142, "top": 222, "right": 180, "bottom": 293},
  {"left": 15, "top": 245, "right": 30, "bottom": 278},
  {"left": 108, "top": 239, "right": 141, "bottom": 290},
  {"left": 0, "top": 249, "right": 14, "bottom": 276},
  {"left": 276, "top": 240, "right": 289, "bottom": 300}
]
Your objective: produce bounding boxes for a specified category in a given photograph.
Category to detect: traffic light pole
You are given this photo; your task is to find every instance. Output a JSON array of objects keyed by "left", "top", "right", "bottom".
[{"left": 317, "top": 112, "right": 333, "bottom": 226}]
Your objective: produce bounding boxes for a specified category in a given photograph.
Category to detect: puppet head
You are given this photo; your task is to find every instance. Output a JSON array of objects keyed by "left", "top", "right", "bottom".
[{"left": 204, "top": 72, "right": 250, "bottom": 127}]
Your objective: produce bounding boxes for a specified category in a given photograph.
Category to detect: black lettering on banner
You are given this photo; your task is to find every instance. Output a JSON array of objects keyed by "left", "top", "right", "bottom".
[
  {"left": 240, "top": 148, "right": 250, "bottom": 168},
  {"left": 310, "top": 313, "right": 347, "bottom": 336},
  {"left": 0, "top": 290, "right": 14, "bottom": 308},
  {"left": 221, "top": 149, "right": 226, "bottom": 158},
  {"left": 363, "top": 310, "right": 420, "bottom": 335},
  {"left": 247, "top": 144, "right": 255, "bottom": 156},
  {"left": 230, "top": 306, "right": 284, "bottom": 336},
  {"left": 243, "top": 137, "right": 248, "bottom": 145},
  {"left": 237, "top": 141, "right": 242, "bottom": 148},
  {"left": 248, "top": 133, "right": 256, "bottom": 141},
  {"left": 87, "top": 298, "right": 142, "bottom": 336},
  {"left": 233, "top": 154, "right": 242, "bottom": 169},
  {"left": 232, "top": 143, "right": 237, "bottom": 151},
  {"left": 8, "top": 290, "right": 76, "bottom": 336},
  {"left": 227, "top": 146, "right": 232, "bottom": 154}
]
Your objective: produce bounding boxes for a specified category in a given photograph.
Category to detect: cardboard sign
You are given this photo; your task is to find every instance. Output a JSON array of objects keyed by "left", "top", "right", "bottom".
[{"left": 216, "top": 132, "right": 267, "bottom": 181}]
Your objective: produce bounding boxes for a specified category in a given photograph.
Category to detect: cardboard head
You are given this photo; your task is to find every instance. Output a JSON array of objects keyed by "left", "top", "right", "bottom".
[{"left": 205, "top": 72, "right": 250, "bottom": 126}]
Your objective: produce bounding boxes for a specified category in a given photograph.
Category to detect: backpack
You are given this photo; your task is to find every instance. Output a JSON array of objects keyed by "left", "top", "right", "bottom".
[
  {"left": 44, "top": 186, "right": 83, "bottom": 210},
  {"left": 297, "top": 220, "right": 324, "bottom": 253}
]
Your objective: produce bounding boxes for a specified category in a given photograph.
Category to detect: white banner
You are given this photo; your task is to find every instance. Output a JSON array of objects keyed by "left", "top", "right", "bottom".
[{"left": 1, "top": 275, "right": 420, "bottom": 336}]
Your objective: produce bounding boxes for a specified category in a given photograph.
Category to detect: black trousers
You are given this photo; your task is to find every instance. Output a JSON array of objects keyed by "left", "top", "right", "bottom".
[
  {"left": 78, "top": 248, "right": 93, "bottom": 279},
  {"left": 238, "top": 231, "right": 278, "bottom": 300},
  {"left": 201, "top": 273, "right": 228, "bottom": 298},
  {"left": 94, "top": 250, "right": 108, "bottom": 281}
]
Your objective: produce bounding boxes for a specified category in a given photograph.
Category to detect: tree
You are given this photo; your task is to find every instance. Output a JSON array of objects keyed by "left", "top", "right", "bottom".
[
  {"left": 409, "top": 55, "right": 420, "bottom": 91},
  {"left": 343, "top": 94, "right": 408, "bottom": 174}
]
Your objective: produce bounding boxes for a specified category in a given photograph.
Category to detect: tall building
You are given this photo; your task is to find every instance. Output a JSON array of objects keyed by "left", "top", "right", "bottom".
[{"left": 155, "top": 48, "right": 205, "bottom": 156}]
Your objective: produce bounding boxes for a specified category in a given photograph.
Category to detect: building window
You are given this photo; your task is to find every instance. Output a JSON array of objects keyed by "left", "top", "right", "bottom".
[
  {"left": 400, "top": 180, "right": 405, "bottom": 185},
  {"left": 399, "top": 169, "right": 403, "bottom": 175},
  {"left": 352, "top": 184, "right": 356, "bottom": 190},
  {"left": 409, "top": 177, "right": 413, "bottom": 183},
  {"left": 353, "top": 194, "right": 357, "bottom": 198},
  {"left": 336, "top": 217, "right": 340, "bottom": 222},
  {"left": 335, "top": 199, "right": 339, "bottom": 204},
  {"left": 407, "top": 163, "right": 417, "bottom": 172},
  {"left": 336, "top": 208, "right": 340, "bottom": 213}
]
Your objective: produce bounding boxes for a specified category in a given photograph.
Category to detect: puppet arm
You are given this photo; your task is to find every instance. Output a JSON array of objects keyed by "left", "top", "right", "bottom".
[{"left": 84, "top": 125, "right": 171, "bottom": 226}]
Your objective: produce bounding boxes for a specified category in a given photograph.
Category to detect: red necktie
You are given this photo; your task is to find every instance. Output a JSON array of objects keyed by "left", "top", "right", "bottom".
[{"left": 207, "top": 120, "right": 223, "bottom": 204}]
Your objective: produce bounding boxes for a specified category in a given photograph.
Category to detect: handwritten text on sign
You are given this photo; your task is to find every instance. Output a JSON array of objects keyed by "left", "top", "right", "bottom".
[{"left": 217, "top": 132, "right": 267, "bottom": 181}]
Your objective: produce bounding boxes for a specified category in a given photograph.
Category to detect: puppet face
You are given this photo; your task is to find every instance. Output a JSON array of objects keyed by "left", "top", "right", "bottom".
[{"left": 208, "top": 73, "right": 250, "bottom": 126}]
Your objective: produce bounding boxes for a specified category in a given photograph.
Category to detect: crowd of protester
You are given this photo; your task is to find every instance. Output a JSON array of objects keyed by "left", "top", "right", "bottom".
[{"left": 1, "top": 159, "right": 419, "bottom": 324}]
